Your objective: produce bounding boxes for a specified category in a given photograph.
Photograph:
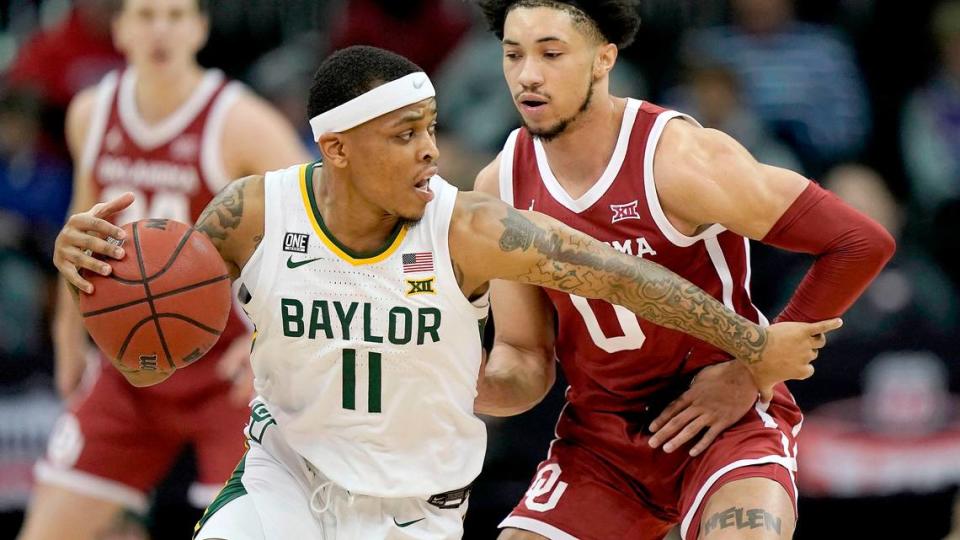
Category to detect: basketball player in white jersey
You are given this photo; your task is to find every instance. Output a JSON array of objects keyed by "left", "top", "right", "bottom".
[
  {"left": 52, "top": 46, "right": 840, "bottom": 540},
  {"left": 19, "top": 1, "right": 310, "bottom": 539}
]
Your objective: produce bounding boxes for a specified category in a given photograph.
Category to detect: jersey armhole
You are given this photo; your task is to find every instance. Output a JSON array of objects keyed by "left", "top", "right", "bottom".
[
  {"left": 431, "top": 178, "right": 492, "bottom": 321},
  {"left": 236, "top": 171, "right": 279, "bottom": 319},
  {"left": 642, "top": 111, "right": 727, "bottom": 247},
  {"left": 79, "top": 72, "right": 119, "bottom": 175},
  {"left": 498, "top": 129, "right": 520, "bottom": 207}
]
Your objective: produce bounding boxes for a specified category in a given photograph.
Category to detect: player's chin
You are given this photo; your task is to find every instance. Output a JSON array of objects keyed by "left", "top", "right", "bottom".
[{"left": 397, "top": 204, "right": 427, "bottom": 223}]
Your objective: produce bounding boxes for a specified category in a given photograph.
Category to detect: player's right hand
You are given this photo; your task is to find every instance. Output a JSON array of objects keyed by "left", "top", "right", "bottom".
[
  {"left": 749, "top": 318, "right": 844, "bottom": 400},
  {"left": 53, "top": 193, "right": 134, "bottom": 293}
]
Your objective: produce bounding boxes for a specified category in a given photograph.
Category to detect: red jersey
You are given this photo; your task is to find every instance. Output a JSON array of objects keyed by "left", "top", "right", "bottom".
[
  {"left": 500, "top": 99, "right": 767, "bottom": 413},
  {"left": 83, "top": 67, "right": 249, "bottom": 395}
]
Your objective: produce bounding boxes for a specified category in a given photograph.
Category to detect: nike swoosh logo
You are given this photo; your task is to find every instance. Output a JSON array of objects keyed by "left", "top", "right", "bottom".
[
  {"left": 413, "top": 76, "right": 426, "bottom": 89},
  {"left": 286, "top": 256, "right": 322, "bottom": 269},
  {"left": 393, "top": 517, "right": 425, "bottom": 528}
]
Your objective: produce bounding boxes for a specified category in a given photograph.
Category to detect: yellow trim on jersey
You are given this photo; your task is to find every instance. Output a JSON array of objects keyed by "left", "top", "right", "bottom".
[{"left": 298, "top": 163, "right": 408, "bottom": 266}]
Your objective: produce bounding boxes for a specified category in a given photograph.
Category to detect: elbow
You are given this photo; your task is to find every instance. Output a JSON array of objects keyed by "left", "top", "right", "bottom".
[{"left": 861, "top": 220, "right": 897, "bottom": 271}]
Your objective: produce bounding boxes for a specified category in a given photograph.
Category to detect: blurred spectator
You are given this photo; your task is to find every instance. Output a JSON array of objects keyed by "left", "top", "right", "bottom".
[
  {"left": 684, "top": 0, "right": 870, "bottom": 173},
  {"left": 901, "top": 1, "right": 960, "bottom": 213},
  {"left": 5, "top": 0, "right": 123, "bottom": 157},
  {"left": 6, "top": 0, "right": 123, "bottom": 109},
  {"left": 0, "top": 87, "right": 71, "bottom": 236},
  {"left": 329, "top": 0, "right": 471, "bottom": 76},
  {"left": 775, "top": 164, "right": 957, "bottom": 342},
  {"left": 247, "top": 34, "right": 325, "bottom": 155},
  {"left": 665, "top": 63, "right": 803, "bottom": 172},
  {"left": 787, "top": 166, "right": 960, "bottom": 538}
]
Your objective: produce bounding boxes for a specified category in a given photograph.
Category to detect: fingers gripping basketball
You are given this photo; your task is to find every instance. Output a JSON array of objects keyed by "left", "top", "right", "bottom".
[{"left": 78, "top": 219, "right": 232, "bottom": 373}]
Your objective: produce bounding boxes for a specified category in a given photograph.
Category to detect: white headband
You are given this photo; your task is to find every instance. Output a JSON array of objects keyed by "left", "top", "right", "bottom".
[{"left": 309, "top": 72, "right": 436, "bottom": 140}]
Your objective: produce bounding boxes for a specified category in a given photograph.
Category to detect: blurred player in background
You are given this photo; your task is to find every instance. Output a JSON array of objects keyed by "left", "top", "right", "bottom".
[
  {"left": 17, "top": 0, "right": 309, "bottom": 539},
  {"left": 473, "top": 1, "right": 895, "bottom": 539}
]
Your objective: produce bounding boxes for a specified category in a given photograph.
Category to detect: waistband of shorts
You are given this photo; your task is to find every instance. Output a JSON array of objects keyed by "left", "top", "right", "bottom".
[{"left": 427, "top": 484, "right": 471, "bottom": 509}]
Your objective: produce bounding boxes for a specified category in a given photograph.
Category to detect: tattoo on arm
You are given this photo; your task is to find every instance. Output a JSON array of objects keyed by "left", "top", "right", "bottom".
[
  {"left": 703, "top": 507, "right": 782, "bottom": 536},
  {"left": 497, "top": 207, "right": 767, "bottom": 364},
  {"left": 195, "top": 178, "right": 247, "bottom": 247}
]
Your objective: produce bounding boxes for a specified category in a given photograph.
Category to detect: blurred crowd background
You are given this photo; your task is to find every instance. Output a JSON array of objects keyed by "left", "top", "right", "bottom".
[{"left": 1, "top": 0, "right": 959, "bottom": 538}]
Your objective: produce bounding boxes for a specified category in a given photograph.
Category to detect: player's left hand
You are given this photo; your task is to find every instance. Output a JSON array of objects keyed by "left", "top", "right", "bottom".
[
  {"left": 217, "top": 336, "right": 254, "bottom": 407},
  {"left": 648, "top": 360, "right": 758, "bottom": 456}
]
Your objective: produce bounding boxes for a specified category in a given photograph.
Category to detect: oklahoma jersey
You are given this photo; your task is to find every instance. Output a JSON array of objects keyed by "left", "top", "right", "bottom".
[
  {"left": 82, "top": 67, "right": 249, "bottom": 393},
  {"left": 236, "top": 162, "right": 489, "bottom": 497},
  {"left": 498, "top": 99, "right": 806, "bottom": 540},
  {"left": 499, "top": 98, "right": 767, "bottom": 413}
]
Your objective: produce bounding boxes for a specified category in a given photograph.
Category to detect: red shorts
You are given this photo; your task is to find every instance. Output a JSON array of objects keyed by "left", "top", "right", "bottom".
[
  {"left": 34, "top": 358, "right": 249, "bottom": 511},
  {"left": 501, "top": 384, "right": 801, "bottom": 540}
]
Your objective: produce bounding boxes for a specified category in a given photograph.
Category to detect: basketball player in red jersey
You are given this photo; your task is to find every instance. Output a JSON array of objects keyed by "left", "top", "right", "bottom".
[
  {"left": 473, "top": 1, "right": 895, "bottom": 539},
  {"left": 17, "top": 1, "right": 309, "bottom": 539}
]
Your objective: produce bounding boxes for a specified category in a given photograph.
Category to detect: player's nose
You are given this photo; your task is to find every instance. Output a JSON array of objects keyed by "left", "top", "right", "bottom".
[
  {"left": 517, "top": 58, "right": 545, "bottom": 88},
  {"left": 419, "top": 134, "right": 439, "bottom": 163}
]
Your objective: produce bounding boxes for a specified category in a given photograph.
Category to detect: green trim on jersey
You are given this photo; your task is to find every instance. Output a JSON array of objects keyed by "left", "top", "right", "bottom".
[
  {"left": 304, "top": 160, "right": 406, "bottom": 260},
  {"left": 193, "top": 451, "right": 248, "bottom": 538}
]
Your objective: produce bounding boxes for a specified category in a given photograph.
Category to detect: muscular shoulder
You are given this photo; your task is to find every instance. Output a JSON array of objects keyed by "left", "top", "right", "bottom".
[
  {"left": 220, "top": 88, "right": 310, "bottom": 177},
  {"left": 473, "top": 155, "right": 502, "bottom": 198},
  {"left": 653, "top": 118, "right": 762, "bottom": 226},
  {"left": 656, "top": 119, "right": 753, "bottom": 192},
  {"left": 221, "top": 88, "right": 284, "bottom": 135},
  {"left": 452, "top": 190, "right": 502, "bottom": 235},
  {"left": 65, "top": 86, "right": 100, "bottom": 159}
]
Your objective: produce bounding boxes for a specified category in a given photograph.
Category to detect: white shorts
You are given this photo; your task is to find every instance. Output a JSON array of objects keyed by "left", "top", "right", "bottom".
[{"left": 194, "top": 401, "right": 470, "bottom": 540}]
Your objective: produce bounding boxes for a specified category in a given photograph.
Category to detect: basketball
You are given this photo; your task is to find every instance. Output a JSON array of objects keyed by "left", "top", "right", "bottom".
[{"left": 78, "top": 218, "right": 233, "bottom": 373}]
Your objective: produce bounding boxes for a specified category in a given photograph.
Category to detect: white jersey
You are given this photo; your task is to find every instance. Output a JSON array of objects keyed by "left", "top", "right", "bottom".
[{"left": 237, "top": 161, "right": 489, "bottom": 498}]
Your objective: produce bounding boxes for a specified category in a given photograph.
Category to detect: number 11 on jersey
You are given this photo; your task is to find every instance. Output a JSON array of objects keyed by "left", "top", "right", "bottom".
[{"left": 342, "top": 349, "right": 381, "bottom": 413}]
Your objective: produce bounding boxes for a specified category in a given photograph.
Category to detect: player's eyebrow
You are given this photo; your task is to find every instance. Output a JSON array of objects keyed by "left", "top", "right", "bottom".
[
  {"left": 391, "top": 104, "right": 438, "bottom": 126},
  {"left": 502, "top": 36, "right": 567, "bottom": 45}
]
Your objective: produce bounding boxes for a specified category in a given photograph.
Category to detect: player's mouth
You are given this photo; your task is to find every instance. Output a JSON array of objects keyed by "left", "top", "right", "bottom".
[
  {"left": 517, "top": 93, "right": 550, "bottom": 116},
  {"left": 150, "top": 48, "right": 170, "bottom": 64},
  {"left": 413, "top": 166, "right": 437, "bottom": 202}
]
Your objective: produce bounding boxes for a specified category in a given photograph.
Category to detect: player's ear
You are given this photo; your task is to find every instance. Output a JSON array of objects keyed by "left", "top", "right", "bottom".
[
  {"left": 317, "top": 133, "right": 348, "bottom": 168},
  {"left": 593, "top": 43, "right": 618, "bottom": 80},
  {"left": 112, "top": 8, "right": 129, "bottom": 53},
  {"left": 194, "top": 11, "right": 210, "bottom": 51}
]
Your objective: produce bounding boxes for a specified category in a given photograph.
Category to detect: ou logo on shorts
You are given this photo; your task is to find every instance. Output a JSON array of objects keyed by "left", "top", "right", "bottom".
[{"left": 524, "top": 464, "right": 568, "bottom": 512}]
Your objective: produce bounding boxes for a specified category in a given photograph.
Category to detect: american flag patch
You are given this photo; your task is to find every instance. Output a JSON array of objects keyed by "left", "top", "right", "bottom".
[{"left": 402, "top": 252, "right": 434, "bottom": 273}]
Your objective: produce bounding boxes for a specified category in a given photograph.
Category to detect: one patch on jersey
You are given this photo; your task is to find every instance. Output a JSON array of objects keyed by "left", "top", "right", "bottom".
[
  {"left": 406, "top": 276, "right": 437, "bottom": 296},
  {"left": 610, "top": 200, "right": 642, "bottom": 223},
  {"left": 283, "top": 232, "right": 310, "bottom": 254}
]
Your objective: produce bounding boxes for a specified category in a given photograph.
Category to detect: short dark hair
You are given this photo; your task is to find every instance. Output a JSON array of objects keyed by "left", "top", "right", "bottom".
[
  {"left": 307, "top": 46, "right": 423, "bottom": 120},
  {"left": 477, "top": 0, "right": 641, "bottom": 49}
]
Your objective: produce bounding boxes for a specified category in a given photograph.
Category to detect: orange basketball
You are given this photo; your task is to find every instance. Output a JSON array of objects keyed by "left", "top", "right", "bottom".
[{"left": 79, "top": 218, "right": 232, "bottom": 373}]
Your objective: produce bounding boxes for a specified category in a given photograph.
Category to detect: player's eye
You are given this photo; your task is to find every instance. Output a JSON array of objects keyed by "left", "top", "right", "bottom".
[
  {"left": 544, "top": 51, "right": 562, "bottom": 59},
  {"left": 396, "top": 130, "right": 414, "bottom": 142},
  {"left": 504, "top": 51, "right": 521, "bottom": 60}
]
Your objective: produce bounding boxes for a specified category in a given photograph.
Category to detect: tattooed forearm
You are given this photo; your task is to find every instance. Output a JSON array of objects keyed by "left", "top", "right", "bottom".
[
  {"left": 498, "top": 207, "right": 768, "bottom": 364},
  {"left": 195, "top": 177, "right": 248, "bottom": 247},
  {"left": 703, "top": 507, "right": 782, "bottom": 536}
]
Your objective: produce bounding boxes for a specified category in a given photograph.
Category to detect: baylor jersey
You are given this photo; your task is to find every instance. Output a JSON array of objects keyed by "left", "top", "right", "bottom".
[{"left": 237, "top": 162, "right": 489, "bottom": 498}]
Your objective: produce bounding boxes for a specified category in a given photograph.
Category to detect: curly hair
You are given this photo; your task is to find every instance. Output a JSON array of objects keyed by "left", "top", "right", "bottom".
[
  {"left": 477, "top": 0, "right": 641, "bottom": 49},
  {"left": 307, "top": 46, "right": 423, "bottom": 120}
]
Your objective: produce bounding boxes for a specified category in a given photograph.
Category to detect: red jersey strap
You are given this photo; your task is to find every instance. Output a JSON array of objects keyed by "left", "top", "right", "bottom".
[{"left": 762, "top": 181, "right": 896, "bottom": 322}]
